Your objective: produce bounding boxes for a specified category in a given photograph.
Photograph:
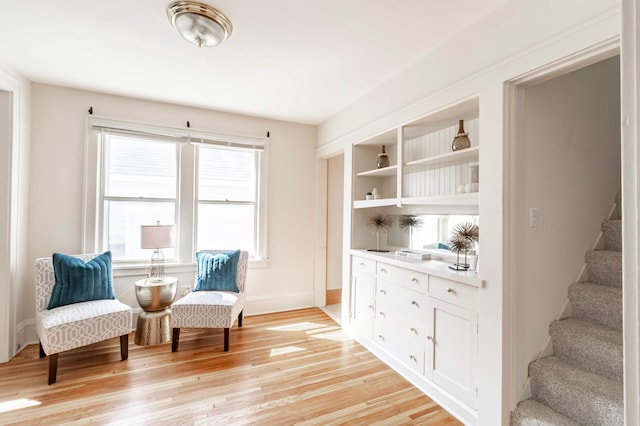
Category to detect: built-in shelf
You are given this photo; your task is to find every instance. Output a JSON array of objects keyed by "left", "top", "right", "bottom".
[
  {"left": 353, "top": 193, "right": 478, "bottom": 209},
  {"left": 401, "top": 193, "right": 479, "bottom": 206},
  {"left": 405, "top": 146, "right": 479, "bottom": 169},
  {"left": 353, "top": 198, "right": 399, "bottom": 209},
  {"left": 356, "top": 164, "right": 398, "bottom": 177}
]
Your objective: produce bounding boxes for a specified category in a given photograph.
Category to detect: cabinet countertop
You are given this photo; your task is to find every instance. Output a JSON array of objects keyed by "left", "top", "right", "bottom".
[{"left": 351, "top": 249, "right": 483, "bottom": 288}]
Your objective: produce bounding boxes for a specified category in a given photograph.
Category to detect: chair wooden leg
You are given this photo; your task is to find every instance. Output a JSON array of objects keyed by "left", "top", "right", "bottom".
[
  {"left": 172, "top": 328, "right": 180, "bottom": 352},
  {"left": 120, "top": 334, "right": 129, "bottom": 361},
  {"left": 48, "top": 353, "right": 58, "bottom": 385},
  {"left": 238, "top": 310, "right": 244, "bottom": 328},
  {"left": 224, "top": 328, "right": 230, "bottom": 352},
  {"left": 39, "top": 342, "right": 46, "bottom": 359}
]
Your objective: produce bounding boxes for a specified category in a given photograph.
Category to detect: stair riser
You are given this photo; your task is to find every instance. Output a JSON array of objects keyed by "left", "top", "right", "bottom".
[
  {"left": 569, "top": 286, "right": 622, "bottom": 330},
  {"left": 585, "top": 252, "right": 622, "bottom": 287},
  {"left": 602, "top": 221, "right": 622, "bottom": 251},
  {"left": 511, "top": 399, "right": 579, "bottom": 426},
  {"left": 529, "top": 360, "right": 623, "bottom": 425},
  {"left": 550, "top": 322, "right": 623, "bottom": 381}
]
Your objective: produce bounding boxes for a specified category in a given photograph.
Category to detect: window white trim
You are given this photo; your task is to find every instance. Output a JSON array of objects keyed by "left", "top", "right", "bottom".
[{"left": 83, "top": 116, "right": 269, "bottom": 265}]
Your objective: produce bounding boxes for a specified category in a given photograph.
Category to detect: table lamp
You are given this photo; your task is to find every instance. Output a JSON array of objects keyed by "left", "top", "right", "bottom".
[{"left": 141, "top": 221, "right": 176, "bottom": 282}]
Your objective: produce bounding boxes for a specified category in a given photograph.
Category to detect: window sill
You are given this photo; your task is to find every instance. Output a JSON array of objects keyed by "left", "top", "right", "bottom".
[{"left": 113, "top": 258, "right": 269, "bottom": 278}]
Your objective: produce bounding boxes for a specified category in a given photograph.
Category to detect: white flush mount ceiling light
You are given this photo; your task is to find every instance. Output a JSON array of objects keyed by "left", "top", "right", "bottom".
[{"left": 167, "top": 1, "right": 232, "bottom": 47}]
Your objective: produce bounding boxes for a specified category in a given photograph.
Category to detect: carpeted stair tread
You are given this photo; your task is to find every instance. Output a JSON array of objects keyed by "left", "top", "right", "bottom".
[
  {"left": 568, "top": 282, "right": 622, "bottom": 330},
  {"left": 585, "top": 250, "right": 622, "bottom": 287},
  {"left": 550, "top": 318, "right": 623, "bottom": 380},
  {"left": 529, "top": 356, "right": 623, "bottom": 426},
  {"left": 511, "top": 399, "right": 580, "bottom": 426},
  {"left": 602, "top": 219, "right": 622, "bottom": 252}
]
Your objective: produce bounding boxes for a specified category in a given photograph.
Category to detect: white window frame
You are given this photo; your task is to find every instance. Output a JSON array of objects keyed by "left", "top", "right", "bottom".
[{"left": 82, "top": 116, "right": 269, "bottom": 271}]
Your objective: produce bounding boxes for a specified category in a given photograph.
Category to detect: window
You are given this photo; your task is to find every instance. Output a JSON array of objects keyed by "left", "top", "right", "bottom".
[
  {"left": 103, "top": 135, "right": 178, "bottom": 261},
  {"left": 84, "top": 118, "right": 268, "bottom": 264},
  {"left": 197, "top": 145, "right": 258, "bottom": 254}
]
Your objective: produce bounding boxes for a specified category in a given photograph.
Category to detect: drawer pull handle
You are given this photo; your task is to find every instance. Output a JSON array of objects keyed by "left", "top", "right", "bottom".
[
  {"left": 409, "top": 354, "right": 417, "bottom": 362},
  {"left": 360, "top": 263, "right": 365, "bottom": 268},
  {"left": 411, "top": 300, "right": 419, "bottom": 307},
  {"left": 378, "top": 334, "right": 385, "bottom": 341},
  {"left": 447, "top": 287, "right": 455, "bottom": 294},
  {"left": 426, "top": 336, "right": 433, "bottom": 341},
  {"left": 380, "top": 268, "right": 387, "bottom": 273},
  {"left": 411, "top": 278, "right": 419, "bottom": 283},
  {"left": 410, "top": 327, "right": 418, "bottom": 335},
  {"left": 379, "top": 311, "right": 386, "bottom": 317},
  {"left": 380, "top": 289, "right": 387, "bottom": 295},
  {"left": 368, "top": 305, "right": 374, "bottom": 310}
]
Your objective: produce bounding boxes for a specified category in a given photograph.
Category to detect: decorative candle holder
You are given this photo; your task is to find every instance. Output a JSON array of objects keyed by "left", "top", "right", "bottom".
[
  {"left": 452, "top": 120, "right": 471, "bottom": 151},
  {"left": 377, "top": 145, "right": 389, "bottom": 168}
]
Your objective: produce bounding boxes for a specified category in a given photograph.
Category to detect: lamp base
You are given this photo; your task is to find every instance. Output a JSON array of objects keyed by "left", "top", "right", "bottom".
[{"left": 148, "top": 249, "right": 165, "bottom": 282}]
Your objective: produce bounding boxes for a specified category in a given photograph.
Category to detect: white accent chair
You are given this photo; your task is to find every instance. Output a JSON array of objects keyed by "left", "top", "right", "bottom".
[
  {"left": 171, "top": 250, "right": 248, "bottom": 352},
  {"left": 35, "top": 254, "right": 132, "bottom": 384}
]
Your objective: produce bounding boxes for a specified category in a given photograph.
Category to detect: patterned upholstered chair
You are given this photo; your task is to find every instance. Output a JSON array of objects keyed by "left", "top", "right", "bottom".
[
  {"left": 171, "top": 250, "right": 248, "bottom": 352},
  {"left": 35, "top": 253, "right": 132, "bottom": 384}
]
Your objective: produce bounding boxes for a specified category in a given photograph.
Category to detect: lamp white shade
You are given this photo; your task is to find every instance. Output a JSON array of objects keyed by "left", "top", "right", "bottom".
[{"left": 141, "top": 224, "right": 176, "bottom": 249}]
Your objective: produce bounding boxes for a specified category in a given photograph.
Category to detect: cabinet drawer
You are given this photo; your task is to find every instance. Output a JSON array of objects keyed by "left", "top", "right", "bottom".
[
  {"left": 375, "top": 302, "right": 425, "bottom": 375},
  {"left": 352, "top": 256, "right": 376, "bottom": 275},
  {"left": 377, "top": 280, "right": 427, "bottom": 317},
  {"left": 377, "top": 262, "right": 427, "bottom": 292},
  {"left": 373, "top": 304, "right": 394, "bottom": 350},
  {"left": 428, "top": 275, "right": 478, "bottom": 307}
]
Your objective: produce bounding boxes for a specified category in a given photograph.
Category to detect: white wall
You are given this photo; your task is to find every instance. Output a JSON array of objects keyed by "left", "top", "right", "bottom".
[
  {"left": 326, "top": 155, "right": 344, "bottom": 291},
  {"left": 317, "top": 1, "right": 618, "bottom": 153},
  {"left": 512, "top": 56, "right": 621, "bottom": 398},
  {"left": 22, "top": 83, "right": 317, "bottom": 338}
]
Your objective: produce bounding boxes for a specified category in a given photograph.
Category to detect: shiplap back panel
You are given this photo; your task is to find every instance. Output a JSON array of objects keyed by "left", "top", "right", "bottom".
[{"left": 403, "top": 118, "right": 479, "bottom": 198}]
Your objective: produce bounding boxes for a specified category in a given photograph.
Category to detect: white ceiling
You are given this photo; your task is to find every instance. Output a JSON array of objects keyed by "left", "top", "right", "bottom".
[{"left": 0, "top": 0, "right": 506, "bottom": 125}]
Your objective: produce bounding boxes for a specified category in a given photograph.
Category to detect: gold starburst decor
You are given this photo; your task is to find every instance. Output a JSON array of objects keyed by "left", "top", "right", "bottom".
[
  {"left": 367, "top": 212, "right": 392, "bottom": 231},
  {"left": 398, "top": 215, "right": 423, "bottom": 231},
  {"left": 449, "top": 222, "right": 479, "bottom": 270},
  {"left": 367, "top": 211, "right": 392, "bottom": 252}
]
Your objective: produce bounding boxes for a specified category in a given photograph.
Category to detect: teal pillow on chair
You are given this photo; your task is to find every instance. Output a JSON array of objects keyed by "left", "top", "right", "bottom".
[
  {"left": 47, "top": 251, "right": 115, "bottom": 310},
  {"left": 194, "top": 250, "right": 240, "bottom": 292}
]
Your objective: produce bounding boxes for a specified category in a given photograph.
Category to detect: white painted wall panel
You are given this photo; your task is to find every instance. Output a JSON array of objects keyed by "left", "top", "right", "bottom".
[{"left": 403, "top": 118, "right": 479, "bottom": 198}]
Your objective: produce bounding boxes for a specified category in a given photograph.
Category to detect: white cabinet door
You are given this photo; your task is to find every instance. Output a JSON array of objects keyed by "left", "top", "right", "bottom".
[
  {"left": 351, "top": 258, "right": 375, "bottom": 338},
  {"left": 425, "top": 297, "right": 478, "bottom": 409}
]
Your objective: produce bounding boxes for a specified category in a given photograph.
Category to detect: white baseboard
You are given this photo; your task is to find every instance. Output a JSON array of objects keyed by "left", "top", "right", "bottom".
[{"left": 245, "top": 291, "right": 315, "bottom": 316}]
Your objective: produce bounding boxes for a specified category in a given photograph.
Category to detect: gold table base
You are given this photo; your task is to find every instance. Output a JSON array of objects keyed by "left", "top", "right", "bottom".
[
  {"left": 134, "top": 277, "right": 178, "bottom": 346},
  {"left": 135, "top": 309, "right": 172, "bottom": 346}
]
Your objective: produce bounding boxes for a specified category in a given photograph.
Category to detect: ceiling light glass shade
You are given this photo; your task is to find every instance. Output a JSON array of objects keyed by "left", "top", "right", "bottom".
[{"left": 167, "top": 1, "right": 232, "bottom": 47}]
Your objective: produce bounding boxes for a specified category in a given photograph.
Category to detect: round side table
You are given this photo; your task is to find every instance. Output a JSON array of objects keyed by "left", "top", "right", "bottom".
[{"left": 134, "top": 277, "right": 178, "bottom": 346}]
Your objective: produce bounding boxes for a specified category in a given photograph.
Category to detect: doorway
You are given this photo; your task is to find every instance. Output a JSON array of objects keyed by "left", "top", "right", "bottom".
[
  {"left": 507, "top": 53, "right": 621, "bottom": 408},
  {"left": 324, "top": 154, "right": 344, "bottom": 322}
]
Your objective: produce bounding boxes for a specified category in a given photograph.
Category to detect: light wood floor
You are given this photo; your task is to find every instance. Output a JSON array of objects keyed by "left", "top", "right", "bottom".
[{"left": 0, "top": 308, "right": 461, "bottom": 425}]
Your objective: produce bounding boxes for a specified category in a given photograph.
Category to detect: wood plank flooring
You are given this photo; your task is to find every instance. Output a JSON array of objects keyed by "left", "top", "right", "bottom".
[{"left": 0, "top": 308, "right": 461, "bottom": 425}]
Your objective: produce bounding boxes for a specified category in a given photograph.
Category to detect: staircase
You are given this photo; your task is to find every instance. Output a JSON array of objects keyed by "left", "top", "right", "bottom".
[{"left": 511, "top": 201, "right": 623, "bottom": 425}]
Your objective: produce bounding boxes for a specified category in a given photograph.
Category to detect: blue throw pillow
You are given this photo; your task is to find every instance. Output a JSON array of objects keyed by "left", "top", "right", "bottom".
[
  {"left": 194, "top": 250, "right": 240, "bottom": 292},
  {"left": 47, "top": 251, "right": 115, "bottom": 310}
]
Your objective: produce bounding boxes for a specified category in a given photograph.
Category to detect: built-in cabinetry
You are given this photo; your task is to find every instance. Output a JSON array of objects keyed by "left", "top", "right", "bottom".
[
  {"left": 351, "top": 252, "right": 481, "bottom": 423},
  {"left": 347, "top": 97, "right": 482, "bottom": 424}
]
